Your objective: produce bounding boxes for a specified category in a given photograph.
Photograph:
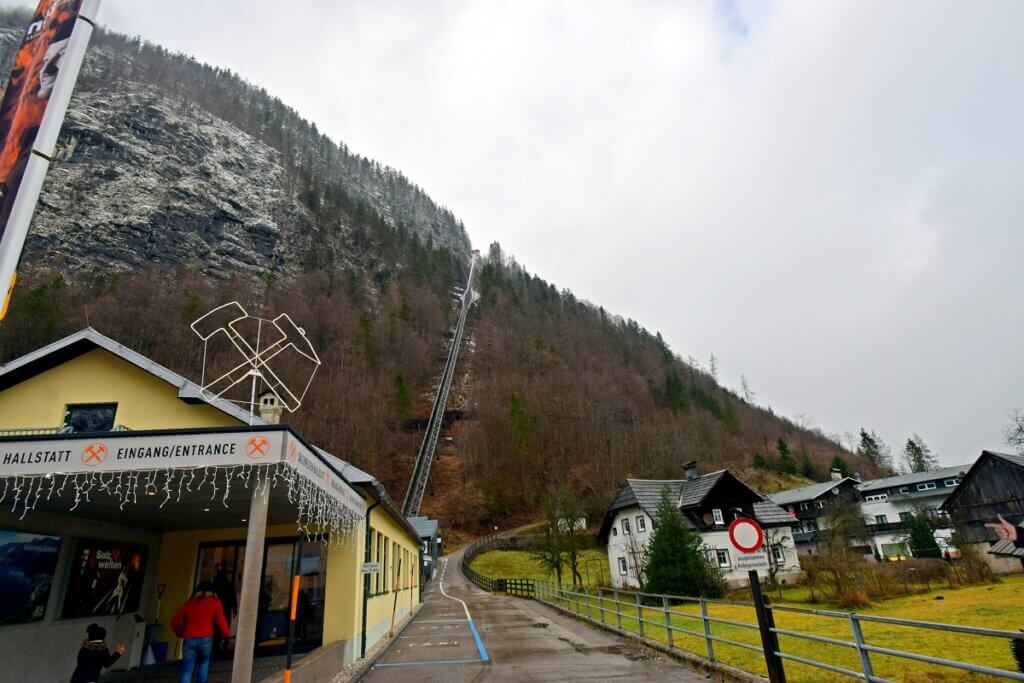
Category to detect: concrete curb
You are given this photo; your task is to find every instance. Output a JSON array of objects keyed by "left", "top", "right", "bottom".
[{"left": 533, "top": 597, "right": 767, "bottom": 683}]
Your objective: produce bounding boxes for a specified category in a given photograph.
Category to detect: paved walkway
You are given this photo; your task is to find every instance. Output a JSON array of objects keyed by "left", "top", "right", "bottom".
[{"left": 363, "top": 548, "right": 704, "bottom": 682}]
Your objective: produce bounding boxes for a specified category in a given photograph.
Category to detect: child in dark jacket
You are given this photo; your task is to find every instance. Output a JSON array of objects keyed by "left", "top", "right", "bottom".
[{"left": 70, "top": 623, "right": 125, "bottom": 683}]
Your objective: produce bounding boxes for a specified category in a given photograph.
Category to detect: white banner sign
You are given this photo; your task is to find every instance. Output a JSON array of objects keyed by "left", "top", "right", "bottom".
[
  {"left": 734, "top": 549, "right": 770, "bottom": 571},
  {"left": 361, "top": 562, "right": 380, "bottom": 574},
  {"left": 0, "top": 428, "right": 364, "bottom": 516},
  {"left": 0, "top": 430, "right": 285, "bottom": 475},
  {"left": 284, "top": 434, "right": 364, "bottom": 517}
]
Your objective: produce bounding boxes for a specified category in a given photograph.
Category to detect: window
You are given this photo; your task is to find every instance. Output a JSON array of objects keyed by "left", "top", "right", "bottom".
[
  {"left": 618, "top": 557, "right": 628, "bottom": 576},
  {"left": 899, "top": 512, "right": 914, "bottom": 523},
  {"left": 636, "top": 515, "right": 646, "bottom": 533},
  {"left": 712, "top": 508, "right": 724, "bottom": 525},
  {"left": 372, "top": 532, "right": 380, "bottom": 589},
  {"left": 62, "top": 403, "right": 117, "bottom": 433},
  {"left": 943, "top": 479, "right": 959, "bottom": 488},
  {"left": 611, "top": 527, "right": 618, "bottom": 537},
  {"left": 917, "top": 482, "right": 937, "bottom": 491},
  {"left": 799, "top": 502, "right": 810, "bottom": 511},
  {"left": 874, "top": 515, "right": 888, "bottom": 525},
  {"left": 865, "top": 494, "right": 887, "bottom": 503},
  {"left": 772, "top": 545, "right": 785, "bottom": 562},
  {"left": 383, "top": 536, "right": 389, "bottom": 592},
  {"left": 898, "top": 487, "right": 909, "bottom": 494},
  {"left": 715, "top": 549, "right": 731, "bottom": 568},
  {"left": 621, "top": 518, "right": 631, "bottom": 535},
  {"left": 815, "top": 501, "right": 825, "bottom": 509}
]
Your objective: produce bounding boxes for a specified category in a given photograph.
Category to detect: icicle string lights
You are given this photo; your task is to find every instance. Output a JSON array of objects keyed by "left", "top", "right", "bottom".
[{"left": 0, "top": 463, "right": 361, "bottom": 546}]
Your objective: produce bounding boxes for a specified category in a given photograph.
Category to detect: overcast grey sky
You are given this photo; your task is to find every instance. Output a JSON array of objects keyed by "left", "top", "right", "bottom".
[{"left": 11, "top": 1, "right": 1024, "bottom": 465}]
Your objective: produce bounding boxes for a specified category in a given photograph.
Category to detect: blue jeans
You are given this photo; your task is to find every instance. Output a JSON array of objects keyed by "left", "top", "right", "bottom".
[{"left": 181, "top": 636, "right": 214, "bottom": 683}]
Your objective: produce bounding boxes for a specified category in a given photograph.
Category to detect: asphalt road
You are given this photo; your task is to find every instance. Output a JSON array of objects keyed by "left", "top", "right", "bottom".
[{"left": 363, "top": 547, "right": 705, "bottom": 682}]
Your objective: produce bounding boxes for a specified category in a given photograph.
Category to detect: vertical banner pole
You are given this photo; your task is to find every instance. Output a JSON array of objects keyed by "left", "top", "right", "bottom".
[
  {"left": 284, "top": 538, "right": 303, "bottom": 683},
  {"left": 0, "top": 0, "right": 102, "bottom": 321}
]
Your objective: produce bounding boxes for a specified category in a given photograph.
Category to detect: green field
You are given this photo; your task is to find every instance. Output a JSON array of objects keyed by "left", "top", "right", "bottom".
[
  {"left": 471, "top": 550, "right": 1024, "bottom": 682},
  {"left": 469, "top": 548, "right": 611, "bottom": 585}
]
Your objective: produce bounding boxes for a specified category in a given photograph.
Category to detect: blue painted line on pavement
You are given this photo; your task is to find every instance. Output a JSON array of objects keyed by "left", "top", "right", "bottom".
[
  {"left": 467, "top": 619, "right": 490, "bottom": 663},
  {"left": 374, "top": 658, "right": 485, "bottom": 668},
  {"left": 397, "top": 632, "right": 471, "bottom": 638}
]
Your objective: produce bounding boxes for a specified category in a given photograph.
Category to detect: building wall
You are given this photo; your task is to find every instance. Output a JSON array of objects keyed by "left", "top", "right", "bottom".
[
  {"left": 362, "top": 504, "right": 420, "bottom": 655},
  {"left": 0, "top": 349, "right": 239, "bottom": 431},
  {"left": 605, "top": 506, "right": 800, "bottom": 589},
  {"left": 606, "top": 507, "right": 653, "bottom": 589},
  {"left": 700, "top": 528, "right": 801, "bottom": 587},
  {"left": 0, "top": 509, "right": 161, "bottom": 683},
  {"left": 323, "top": 521, "right": 364, "bottom": 666}
]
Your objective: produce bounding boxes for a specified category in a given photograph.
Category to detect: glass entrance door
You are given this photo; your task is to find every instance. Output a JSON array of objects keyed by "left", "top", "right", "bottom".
[{"left": 193, "top": 539, "right": 327, "bottom": 658}]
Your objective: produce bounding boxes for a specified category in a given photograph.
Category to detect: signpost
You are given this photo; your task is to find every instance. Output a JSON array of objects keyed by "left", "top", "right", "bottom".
[
  {"left": 360, "top": 562, "right": 380, "bottom": 574},
  {"left": 728, "top": 517, "right": 786, "bottom": 683}
]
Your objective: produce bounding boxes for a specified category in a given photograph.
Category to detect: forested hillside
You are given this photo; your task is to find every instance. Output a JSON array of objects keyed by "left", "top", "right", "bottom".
[{"left": 0, "top": 12, "right": 877, "bottom": 531}]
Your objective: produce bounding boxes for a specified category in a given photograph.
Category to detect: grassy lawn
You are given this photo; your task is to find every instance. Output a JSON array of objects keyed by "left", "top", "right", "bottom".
[
  {"left": 544, "top": 576, "right": 1024, "bottom": 682},
  {"left": 469, "top": 549, "right": 610, "bottom": 586}
]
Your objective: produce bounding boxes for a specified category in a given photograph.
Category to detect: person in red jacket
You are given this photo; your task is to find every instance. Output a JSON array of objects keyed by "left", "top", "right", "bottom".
[{"left": 171, "top": 581, "right": 230, "bottom": 683}]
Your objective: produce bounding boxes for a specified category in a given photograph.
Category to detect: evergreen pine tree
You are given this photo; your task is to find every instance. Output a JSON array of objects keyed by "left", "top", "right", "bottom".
[
  {"left": 830, "top": 455, "right": 850, "bottom": 477},
  {"left": 645, "top": 487, "right": 726, "bottom": 598},
  {"left": 901, "top": 434, "right": 938, "bottom": 473},
  {"left": 392, "top": 372, "right": 412, "bottom": 423},
  {"left": 907, "top": 512, "right": 941, "bottom": 558},
  {"left": 777, "top": 438, "right": 796, "bottom": 474},
  {"left": 799, "top": 452, "right": 815, "bottom": 478}
]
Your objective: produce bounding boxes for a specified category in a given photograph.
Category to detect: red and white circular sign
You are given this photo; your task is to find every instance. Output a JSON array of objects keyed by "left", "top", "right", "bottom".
[{"left": 728, "top": 517, "right": 764, "bottom": 553}]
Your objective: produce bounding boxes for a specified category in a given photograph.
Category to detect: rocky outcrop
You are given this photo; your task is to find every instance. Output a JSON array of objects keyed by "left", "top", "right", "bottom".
[{"left": 0, "top": 21, "right": 471, "bottom": 281}]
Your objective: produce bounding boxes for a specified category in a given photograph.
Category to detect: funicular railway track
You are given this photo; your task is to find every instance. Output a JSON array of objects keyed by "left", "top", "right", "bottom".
[{"left": 402, "top": 256, "right": 477, "bottom": 516}]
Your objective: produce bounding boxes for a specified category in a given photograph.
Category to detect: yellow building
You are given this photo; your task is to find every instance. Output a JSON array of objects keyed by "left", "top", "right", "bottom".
[{"left": 0, "top": 329, "right": 420, "bottom": 682}]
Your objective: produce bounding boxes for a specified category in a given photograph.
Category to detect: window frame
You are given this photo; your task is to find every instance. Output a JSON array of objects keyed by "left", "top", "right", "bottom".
[
  {"left": 712, "top": 508, "right": 725, "bottom": 525},
  {"left": 62, "top": 402, "right": 118, "bottom": 433},
  {"left": 635, "top": 515, "right": 646, "bottom": 533},
  {"left": 715, "top": 548, "right": 731, "bottom": 569},
  {"left": 617, "top": 557, "right": 628, "bottom": 576},
  {"left": 943, "top": 479, "right": 958, "bottom": 488},
  {"left": 917, "top": 482, "right": 937, "bottom": 491},
  {"left": 621, "top": 518, "right": 631, "bottom": 535},
  {"left": 771, "top": 544, "right": 785, "bottom": 562},
  {"left": 874, "top": 514, "right": 888, "bottom": 525}
]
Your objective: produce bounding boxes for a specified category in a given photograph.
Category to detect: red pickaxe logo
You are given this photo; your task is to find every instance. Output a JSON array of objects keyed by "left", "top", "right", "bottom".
[
  {"left": 81, "top": 442, "right": 108, "bottom": 466},
  {"left": 246, "top": 436, "right": 270, "bottom": 459},
  {"left": 288, "top": 441, "right": 298, "bottom": 462}
]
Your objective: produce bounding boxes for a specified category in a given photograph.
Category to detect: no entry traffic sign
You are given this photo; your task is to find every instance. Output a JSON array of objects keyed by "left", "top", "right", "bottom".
[{"left": 728, "top": 517, "right": 764, "bottom": 554}]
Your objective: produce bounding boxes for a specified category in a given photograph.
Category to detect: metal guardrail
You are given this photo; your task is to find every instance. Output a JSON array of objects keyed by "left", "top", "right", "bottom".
[
  {"left": 0, "top": 425, "right": 131, "bottom": 436},
  {"left": 462, "top": 533, "right": 1024, "bottom": 681}
]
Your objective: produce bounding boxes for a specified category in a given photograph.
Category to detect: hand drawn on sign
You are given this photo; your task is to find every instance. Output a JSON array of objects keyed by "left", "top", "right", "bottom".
[{"left": 191, "top": 302, "right": 321, "bottom": 417}]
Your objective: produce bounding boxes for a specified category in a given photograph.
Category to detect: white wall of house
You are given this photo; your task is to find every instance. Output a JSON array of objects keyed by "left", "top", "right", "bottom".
[
  {"left": 606, "top": 506, "right": 653, "bottom": 589},
  {"left": 861, "top": 487, "right": 956, "bottom": 558},
  {"left": 605, "top": 506, "right": 801, "bottom": 589}
]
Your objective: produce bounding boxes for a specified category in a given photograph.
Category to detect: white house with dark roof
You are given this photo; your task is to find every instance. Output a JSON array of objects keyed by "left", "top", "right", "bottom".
[
  {"left": 597, "top": 462, "right": 800, "bottom": 588},
  {"left": 857, "top": 464, "right": 970, "bottom": 558}
]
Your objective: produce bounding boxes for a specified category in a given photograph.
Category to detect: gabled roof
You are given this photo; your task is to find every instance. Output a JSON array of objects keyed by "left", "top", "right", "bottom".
[
  {"left": 0, "top": 328, "right": 262, "bottom": 426},
  {"left": 857, "top": 463, "right": 971, "bottom": 493},
  {"left": 598, "top": 470, "right": 793, "bottom": 543},
  {"left": 407, "top": 516, "right": 439, "bottom": 539},
  {"left": 941, "top": 450, "right": 1024, "bottom": 512},
  {"left": 769, "top": 477, "right": 861, "bottom": 506}
]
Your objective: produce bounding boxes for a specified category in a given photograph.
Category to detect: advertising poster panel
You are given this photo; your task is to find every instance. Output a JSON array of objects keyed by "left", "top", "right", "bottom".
[
  {"left": 62, "top": 540, "right": 147, "bottom": 618},
  {"left": 0, "top": 530, "right": 61, "bottom": 624},
  {"left": 0, "top": 0, "right": 82, "bottom": 239}
]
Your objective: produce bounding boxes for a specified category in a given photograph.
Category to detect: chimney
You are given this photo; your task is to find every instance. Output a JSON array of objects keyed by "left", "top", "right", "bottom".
[
  {"left": 684, "top": 460, "right": 699, "bottom": 481},
  {"left": 830, "top": 468, "right": 843, "bottom": 481},
  {"left": 257, "top": 391, "right": 284, "bottom": 424}
]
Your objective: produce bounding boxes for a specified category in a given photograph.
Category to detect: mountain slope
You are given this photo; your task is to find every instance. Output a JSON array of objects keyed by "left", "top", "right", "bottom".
[{"left": 0, "top": 13, "right": 873, "bottom": 531}]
